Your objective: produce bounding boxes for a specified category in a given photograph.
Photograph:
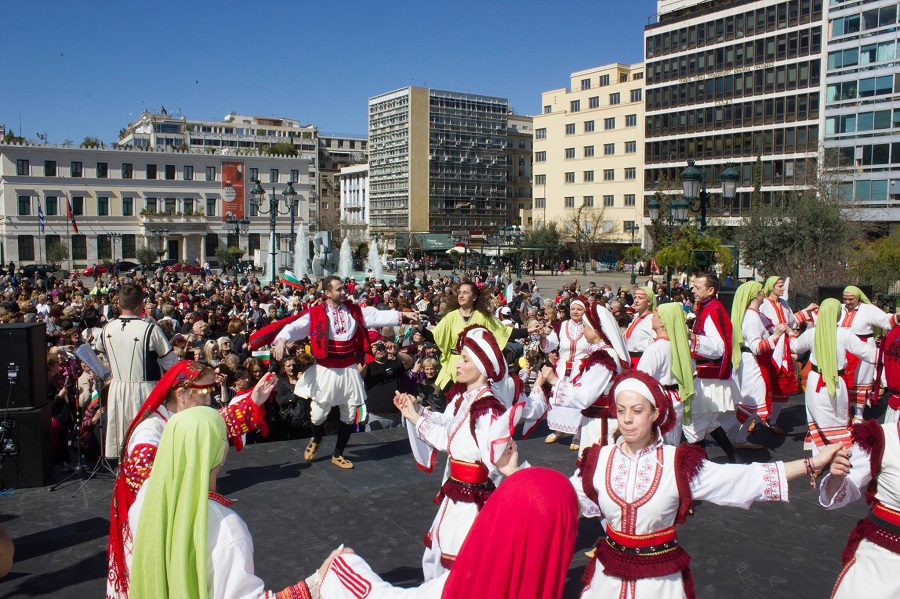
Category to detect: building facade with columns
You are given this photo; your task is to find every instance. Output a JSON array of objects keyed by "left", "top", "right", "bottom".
[
  {"left": 0, "top": 143, "right": 312, "bottom": 268},
  {"left": 338, "top": 163, "right": 369, "bottom": 247}
]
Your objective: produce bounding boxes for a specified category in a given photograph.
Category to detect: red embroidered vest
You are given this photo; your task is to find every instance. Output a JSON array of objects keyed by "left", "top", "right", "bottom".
[{"left": 308, "top": 301, "right": 370, "bottom": 363}]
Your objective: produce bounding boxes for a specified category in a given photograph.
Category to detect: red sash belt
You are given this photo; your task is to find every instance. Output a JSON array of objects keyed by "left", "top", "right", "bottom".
[
  {"left": 435, "top": 459, "right": 495, "bottom": 509},
  {"left": 606, "top": 524, "right": 677, "bottom": 551},
  {"left": 871, "top": 501, "right": 900, "bottom": 531},
  {"left": 449, "top": 458, "right": 489, "bottom": 484},
  {"left": 842, "top": 500, "right": 900, "bottom": 565},
  {"left": 317, "top": 355, "right": 358, "bottom": 368}
]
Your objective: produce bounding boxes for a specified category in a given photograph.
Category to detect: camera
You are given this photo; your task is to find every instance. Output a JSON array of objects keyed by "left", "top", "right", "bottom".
[{"left": 372, "top": 342, "right": 386, "bottom": 352}]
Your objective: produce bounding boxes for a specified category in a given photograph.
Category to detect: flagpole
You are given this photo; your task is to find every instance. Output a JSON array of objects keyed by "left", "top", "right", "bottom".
[{"left": 66, "top": 192, "right": 71, "bottom": 273}]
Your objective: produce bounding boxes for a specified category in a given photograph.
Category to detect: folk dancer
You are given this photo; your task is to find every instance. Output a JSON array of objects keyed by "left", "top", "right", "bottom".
[
  {"left": 840, "top": 286, "right": 898, "bottom": 422},
  {"left": 686, "top": 272, "right": 738, "bottom": 462},
  {"left": 574, "top": 369, "right": 842, "bottom": 599},
  {"left": 395, "top": 326, "right": 524, "bottom": 581},
  {"left": 637, "top": 302, "right": 695, "bottom": 446},
  {"left": 98, "top": 283, "right": 178, "bottom": 459},
  {"left": 624, "top": 285, "right": 657, "bottom": 368},
  {"left": 758, "top": 276, "right": 817, "bottom": 432},
  {"left": 272, "top": 276, "right": 419, "bottom": 469},
  {"left": 882, "top": 326, "right": 900, "bottom": 424},
  {"left": 107, "top": 361, "right": 277, "bottom": 599},
  {"left": 792, "top": 299, "right": 877, "bottom": 453},
  {"left": 722, "top": 281, "right": 790, "bottom": 450}
]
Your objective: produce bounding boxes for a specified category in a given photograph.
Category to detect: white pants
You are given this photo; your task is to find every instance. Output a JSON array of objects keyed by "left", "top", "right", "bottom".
[
  {"left": 682, "top": 410, "right": 720, "bottom": 443},
  {"left": 310, "top": 400, "right": 355, "bottom": 426}
]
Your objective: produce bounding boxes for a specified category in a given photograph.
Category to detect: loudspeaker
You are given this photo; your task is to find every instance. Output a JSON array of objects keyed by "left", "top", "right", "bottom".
[
  {"left": 818, "top": 285, "right": 873, "bottom": 304},
  {"left": 0, "top": 323, "right": 47, "bottom": 410},
  {"left": 0, "top": 402, "right": 53, "bottom": 489},
  {"left": 718, "top": 289, "right": 737, "bottom": 313}
]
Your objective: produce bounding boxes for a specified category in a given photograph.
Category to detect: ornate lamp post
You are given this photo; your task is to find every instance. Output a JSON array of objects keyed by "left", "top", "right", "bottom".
[{"left": 250, "top": 179, "right": 298, "bottom": 284}]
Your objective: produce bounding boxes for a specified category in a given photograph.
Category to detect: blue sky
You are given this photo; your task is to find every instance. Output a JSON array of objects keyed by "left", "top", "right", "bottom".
[{"left": 1, "top": 0, "right": 659, "bottom": 144}]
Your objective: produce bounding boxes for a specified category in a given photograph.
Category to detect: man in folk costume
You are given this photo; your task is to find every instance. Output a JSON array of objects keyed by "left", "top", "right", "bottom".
[
  {"left": 272, "top": 276, "right": 418, "bottom": 469},
  {"left": 758, "top": 276, "right": 818, "bottom": 433},
  {"left": 637, "top": 302, "right": 695, "bottom": 445},
  {"left": 840, "top": 286, "right": 898, "bottom": 422},
  {"left": 395, "top": 326, "right": 525, "bottom": 581},
  {"left": 686, "top": 272, "right": 738, "bottom": 462},
  {"left": 98, "top": 283, "right": 178, "bottom": 459},
  {"left": 107, "top": 361, "right": 277, "bottom": 599},
  {"left": 624, "top": 285, "right": 657, "bottom": 368},
  {"left": 882, "top": 326, "right": 900, "bottom": 424}
]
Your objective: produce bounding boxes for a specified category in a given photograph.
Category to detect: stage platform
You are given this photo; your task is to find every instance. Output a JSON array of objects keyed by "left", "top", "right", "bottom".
[{"left": 0, "top": 395, "right": 871, "bottom": 598}]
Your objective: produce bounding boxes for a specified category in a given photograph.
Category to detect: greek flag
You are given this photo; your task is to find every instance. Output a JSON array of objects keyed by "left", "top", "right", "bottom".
[{"left": 38, "top": 202, "right": 45, "bottom": 233}]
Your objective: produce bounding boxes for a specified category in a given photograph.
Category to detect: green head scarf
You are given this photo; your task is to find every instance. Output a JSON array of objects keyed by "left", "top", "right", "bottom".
[
  {"left": 640, "top": 285, "right": 657, "bottom": 311},
  {"left": 843, "top": 286, "right": 872, "bottom": 305},
  {"left": 657, "top": 303, "right": 695, "bottom": 422},
  {"left": 130, "top": 407, "right": 227, "bottom": 599},
  {"left": 763, "top": 276, "right": 782, "bottom": 296},
  {"left": 731, "top": 281, "right": 763, "bottom": 371},
  {"left": 814, "top": 298, "right": 841, "bottom": 398}
]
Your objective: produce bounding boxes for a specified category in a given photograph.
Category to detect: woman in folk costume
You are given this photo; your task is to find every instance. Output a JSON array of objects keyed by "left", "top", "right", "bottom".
[
  {"left": 820, "top": 416, "right": 900, "bottom": 598},
  {"left": 573, "top": 369, "right": 842, "bottom": 599},
  {"left": 791, "top": 299, "right": 878, "bottom": 454},
  {"left": 127, "top": 407, "right": 335, "bottom": 599},
  {"left": 395, "top": 326, "right": 525, "bottom": 581},
  {"left": 758, "top": 276, "right": 817, "bottom": 433},
  {"left": 315, "top": 468, "right": 577, "bottom": 599},
  {"left": 624, "top": 285, "right": 657, "bottom": 368},
  {"left": 721, "top": 281, "right": 791, "bottom": 450},
  {"left": 636, "top": 303, "right": 694, "bottom": 446},
  {"left": 107, "top": 360, "right": 276, "bottom": 599}
]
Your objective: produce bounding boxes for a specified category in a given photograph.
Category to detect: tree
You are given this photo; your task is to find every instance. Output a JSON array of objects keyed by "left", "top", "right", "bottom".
[
  {"left": 136, "top": 246, "right": 158, "bottom": 267},
  {"left": 355, "top": 243, "right": 369, "bottom": 259},
  {"left": 655, "top": 227, "right": 733, "bottom": 275},
  {"left": 524, "top": 221, "right": 562, "bottom": 262},
  {"left": 561, "top": 204, "right": 611, "bottom": 271},
  {"left": 215, "top": 247, "right": 232, "bottom": 268},
  {"left": 750, "top": 155, "right": 763, "bottom": 210},
  {"left": 2, "top": 130, "right": 24, "bottom": 144},
  {"left": 80, "top": 136, "right": 105, "bottom": 149},
  {"left": 265, "top": 142, "right": 298, "bottom": 157},
  {"left": 849, "top": 229, "right": 900, "bottom": 295},
  {"left": 46, "top": 242, "right": 69, "bottom": 269},
  {"left": 738, "top": 157, "right": 861, "bottom": 299}
]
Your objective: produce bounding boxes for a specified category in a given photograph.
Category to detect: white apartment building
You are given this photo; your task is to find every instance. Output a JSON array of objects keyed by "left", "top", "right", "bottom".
[
  {"left": 533, "top": 63, "right": 645, "bottom": 259},
  {"left": 0, "top": 143, "right": 312, "bottom": 268},
  {"left": 338, "top": 163, "right": 369, "bottom": 245}
]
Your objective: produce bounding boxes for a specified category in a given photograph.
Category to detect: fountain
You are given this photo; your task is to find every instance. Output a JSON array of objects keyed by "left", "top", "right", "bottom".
[
  {"left": 337, "top": 237, "right": 353, "bottom": 279},
  {"left": 294, "top": 227, "right": 309, "bottom": 279},
  {"left": 367, "top": 241, "right": 384, "bottom": 281}
]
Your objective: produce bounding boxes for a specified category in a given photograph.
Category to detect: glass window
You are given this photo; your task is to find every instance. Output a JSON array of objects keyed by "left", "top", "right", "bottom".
[
  {"left": 16, "top": 159, "right": 29, "bottom": 175},
  {"left": 589, "top": 96, "right": 599, "bottom": 109},
  {"left": 604, "top": 117, "right": 616, "bottom": 130},
  {"left": 584, "top": 146, "right": 595, "bottom": 157},
  {"left": 624, "top": 194, "right": 636, "bottom": 206},
  {"left": 609, "top": 93, "right": 621, "bottom": 105},
  {"left": 206, "top": 166, "right": 216, "bottom": 181},
  {"left": 603, "top": 169, "right": 615, "bottom": 181},
  {"left": 17, "top": 195, "right": 31, "bottom": 215},
  {"left": 71, "top": 161, "right": 82, "bottom": 177},
  {"left": 583, "top": 195, "right": 594, "bottom": 206},
  {"left": 625, "top": 141, "right": 637, "bottom": 153},
  {"left": 44, "top": 160, "right": 56, "bottom": 176},
  {"left": 122, "top": 235, "right": 136, "bottom": 259},
  {"left": 604, "top": 143, "right": 615, "bottom": 155},
  {"left": 45, "top": 196, "right": 58, "bottom": 216},
  {"left": 98, "top": 196, "right": 109, "bottom": 216},
  {"left": 536, "top": 128, "right": 546, "bottom": 139},
  {"left": 71, "top": 235, "right": 87, "bottom": 260},
  {"left": 97, "top": 162, "right": 108, "bottom": 178},
  {"left": 565, "top": 123, "right": 575, "bottom": 135},
  {"left": 570, "top": 100, "right": 581, "bottom": 112},
  {"left": 206, "top": 198, "right": 217, "bottom": 217},
  {"left": 603, "top": 195, "right": 614, "bottom": 207},
  {"left": 72, "top": 196, "right": 84, "bottom": 215},
  {"left": 564, "top": 196, "right": 575, "bottom": 208},
  {"left": 565, "top": 172, "right": 575, "bottom": 183},
  {"left": 584, "top": 171, "right": 594, "bottom": 182},
  {"left": 269, "top": 168, "right": 279, "bottom": 183},
  {"left": 18, "top": 236, "right": 34, "bottom": 261},
  {"left": 625, "top": 114, "right": 637, "bottom": 127},
  {"left": 565, "top": 148, "right": 575, "bottom": 159},
  {"left": 535, "top": 151, "right": 546, "bottom": 162},
  {"left": 123, "top": 197, "right": 133, "bottom": 216},
  {"left": 147, "top": 164, "right": 157, "bottom": 179},
  {"left": 584, "top": 120, "right": 595, "bottom": 133}
]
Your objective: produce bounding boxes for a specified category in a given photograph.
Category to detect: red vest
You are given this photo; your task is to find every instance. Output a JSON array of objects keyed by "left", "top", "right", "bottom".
[
  {"left": 883, "top": 327, "right": 900, "bottom": 410},
  {"left": 308, "top": 301, "right": 370, "bottom": 364},
  {"left": 692, "top": 297, "right": 733, "bottom": 380}
]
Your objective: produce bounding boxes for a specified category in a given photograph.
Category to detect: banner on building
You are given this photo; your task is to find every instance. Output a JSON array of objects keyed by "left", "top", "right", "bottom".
[{"left": 221, "top": 161, "right": 245, "bottom": 222}]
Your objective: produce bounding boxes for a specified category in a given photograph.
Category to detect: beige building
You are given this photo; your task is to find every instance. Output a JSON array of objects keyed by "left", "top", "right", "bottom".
[{"left": 533, "top": 63, "right": 645, "bottom": 260}]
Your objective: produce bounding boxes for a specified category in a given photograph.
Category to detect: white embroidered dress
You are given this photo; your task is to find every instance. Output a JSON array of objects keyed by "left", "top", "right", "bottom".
[{"left": 542, "top": 319, "right": 594, "bottom": 435}]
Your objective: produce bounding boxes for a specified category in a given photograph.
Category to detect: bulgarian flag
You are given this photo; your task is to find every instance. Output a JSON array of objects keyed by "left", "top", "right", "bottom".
[
  {"left": 504, "top": 281, "right": 515, "bottom": 304},
  {"left": 252, "top": 349, "right": 271, "bottom": 365},
  {"left": 281, "top": 270, "right": 303, "bottom": 290}
]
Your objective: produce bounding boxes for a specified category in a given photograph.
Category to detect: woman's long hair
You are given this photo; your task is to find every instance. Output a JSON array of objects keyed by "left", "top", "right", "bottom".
[{"left": 440, "top": 280, "right": 493, "bottom": 317}]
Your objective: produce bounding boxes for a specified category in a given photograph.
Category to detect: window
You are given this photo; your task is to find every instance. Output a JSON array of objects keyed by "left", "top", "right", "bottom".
[
  {"left": 164, "top": 198, "right": 176, "bottom": 215},
  {"left": 625, "top": 168, "right": 636, "bottom": 179},
  {"left": 269, "top": 168, "right": 279, "bottom": 183},
  {"left": 71, "top": 235, "right": 87, "bottom": 260},
  {"left": 565, "top": 123, "right": 576, "bottom": 135},
  {"left": 122, "top": 163, "right": 133, "bottom": 179},
  {"left": 145, "top": 198, "right": 157, "bottom": 213},
  {"left": 123, "top": 197, "right": 133, "bottom": 216},
  {"left": 249, "top": 167, "right": 259, "bottom": 182},
  {"left": 535, "top": 198, "right": 546, "bottom": 209},
  {"left": 565, "top": 196, "right": 575, "bottom": 208},
  {"left": 630, "top": 89, "right": 642, "bottom": 102},
  {"left": 624, "top": 194, "right": 636, "bottom": 206},
  {"left": 44, "top": 160, "right": 57, "bottom": 176},
  {"left": 17, "top": 236, "right": 34, "bottom": 261},
  {"left": 184, "top": 165, "right": 194, "bottom": 181},
  {"left": 624, "top": 220, "right": 636, "bottom": 232},
  {"left": 17, "top": 195, "right": 31, "bottom": 216},
  {"left": 71, "top": 161, "right": 82, "bottom": 177},
  {"left": 165, "top": 164, "right": 176, "bottom": 180},
  {"left": 535, "top": 174, "right": 546, "bottom": 185},
  {"left": 16, "top": 159, "right": 28, "bottom": 175},
  {"left": 633, "top": 72, "right": 643, "bottom": 80},
  {"left": 604, "top": 143, "right": 615, "bottom": 155},
  {"left": 620, "top": 73, "right": 629, "bottom": 83},
  {"left": 599, "top": 74, "right": 610, "bottom": 86},
  {"left": 205, "top": 233, "right": 219, "bottom": 257},
  {"left": 97, "top": 162, "right": 108, "bottom": 178},
  {"left": 603, "top": 169, "right": 615, "bottom": 181},
  {"left": 565, "top": 148, "right": 576, "bottom": 159},
  {"left": 584, "top": 145, "right": 595, "bottom": 157},
  {"left": 604, "top": 195, "right": 615, "bottom": 207},
  {"left": 536, "top": 128, "right": 547, "bottom": 139},
  {"left": 583, "top": 195, "right": 594, "bottom": 207},
  {"left": 45, "top": 196, "right": 58, "bottom": 216},
  {"left": 604, "top": 117, "right": 616, "bottom": 130},
  {"left": 609, "top": 93, "right": 621, "bottom": 105},
  {"left": 589, "top": 96, "right": 599, "bottom": 109},
  {"left": 584, "top": 171, "right": 594, "bottom": 182},
  {"left": 98, "top": 196, "right": 109, "bottom": 216},
  {"left": 206, "top": 198, "right": 217, "bottom": 217},
  {"left": 581, "top": 78, "right": 591, "bottom": 90},
  {"left": 122, "top": 234, "right": 136, "bottom": 259},
  {"left": 97, "top": 235, "right": 111, "bottom": 260},
  {"left": 183, "top": 199, "right": 194, "bottom": 214},
  {"left": 290, "top": 169, "right": 299, "bottom": 183},
  {"left": 44, "top": 235, "right": 60, "bottom": 256},
  {"left": 625, "top": 114, "right": 637, "bottom": 127},
  {"left": 535, "top": 151, "right": 546, "bottom": 162},
  {"left": 584, "top": 120, "right": 595, "bottom": 133},
  {"left": 72, "top": 196, "right": 83, "bottom": 215},
  {"left": 625, "top": 141, "right": 637, "bottom": 153},
  {"left": 565, "top": 172, "right": 575, "bottom": 183},
  {"left": 147, "top": 164, "right": 157, "bottom": 179},
  {"left": 570, "top": 100, "right": 581, "bottom": 112},
  {"left": 544, "top": 105, "right": 552, "bottom": 114},
  {"left": 206, "top": 166, "right": 216, "bottom": 181}
]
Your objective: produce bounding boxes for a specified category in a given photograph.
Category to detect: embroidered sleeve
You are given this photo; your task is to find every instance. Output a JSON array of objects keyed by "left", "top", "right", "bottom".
[
  {"left": 273, "top": 573, "right": 320, "bottom": 599},
  {"left": 122, "top": 443, "right": 157, "bottom": 498},
  {"left": 819, "top": 441, "right": 871, "bottom": 510},
  {"left": 319, "top": 553, "right": 446, "bottom": 598},
  {"left": 571, "top": 445, "right": 603, "bottom": 518},
  {"left": 415, "top": 410, "right": 450, "bottom": 452},
  {"left": 220, "top": 393, "right": 265, "bottom": 447},
  {"left": 691, "top": 461, "right": 789, "bottom": 508}
]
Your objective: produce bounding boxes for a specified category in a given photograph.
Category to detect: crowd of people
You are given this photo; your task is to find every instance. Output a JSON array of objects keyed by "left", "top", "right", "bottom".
[{"left": 2, "top": 259, "right": 899, "bottom": 598}]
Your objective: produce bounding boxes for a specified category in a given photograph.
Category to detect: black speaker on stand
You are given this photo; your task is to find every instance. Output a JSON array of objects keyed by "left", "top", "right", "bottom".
[
  {"left": 0, "top": 322, "right": 47, "bottom": 410},
  {"left": 0, "top": 402, "right": 53, "bottom": 489}
]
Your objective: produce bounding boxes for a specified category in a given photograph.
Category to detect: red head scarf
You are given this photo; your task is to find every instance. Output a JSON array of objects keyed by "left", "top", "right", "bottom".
[{"left": 442, "top": 468, "right": 578, "bottom": 599}]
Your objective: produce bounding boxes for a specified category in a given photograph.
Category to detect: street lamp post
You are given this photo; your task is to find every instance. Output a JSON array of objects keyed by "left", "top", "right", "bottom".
[
  {"left": 250, "top": 179, "right": 297, "bottom": 286},
  {"left": 679, "top": 160, "right": 740, "bottom": 230},
  {"left": 624, "top": 222, "right": 639, "bottom": 285},
  {"left": 498, "top": 225, "right": 523, "bottom": 281},
  {"left": 224, "top": 215, "right": 250, "bottom": 274},
  {"left": 109, "top": 232, "right": 122, "bottom": 266},
  {"left": 149, "top": 227, "right": 170, "bottom": 259}
]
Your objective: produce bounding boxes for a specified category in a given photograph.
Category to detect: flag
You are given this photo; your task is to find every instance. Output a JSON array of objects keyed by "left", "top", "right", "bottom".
[
  {"left": 251, "top": 349, "right": 271, "bottom": 365},
  {"left": 66, "top": 195, "right": 79, "bottom": 233},
  {"left": 280, "top": 270, "right": 303, "bottom": 290},
  {"left": 504, "top": 281, "right": 514, "bottom": 304},
  {"left": 38, "top": 202, "right": 45, "bottom": 234}
]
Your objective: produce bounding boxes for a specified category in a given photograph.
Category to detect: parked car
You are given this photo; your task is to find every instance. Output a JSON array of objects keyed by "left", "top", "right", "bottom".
[
  {"left": 391, "top": 258, "right": 409, "bottom": 270},
  {"left": 432, "top": 257, "right": 455, "bottom": 270},
  {"left": 82, "top": 263, "right": 110, "bottom": 277},
  {"left": 165, "top": 262, "right": 202, "bottom": 274},
  {"left": 23, "top": 263, "right": 57, "bottom": 278}
]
